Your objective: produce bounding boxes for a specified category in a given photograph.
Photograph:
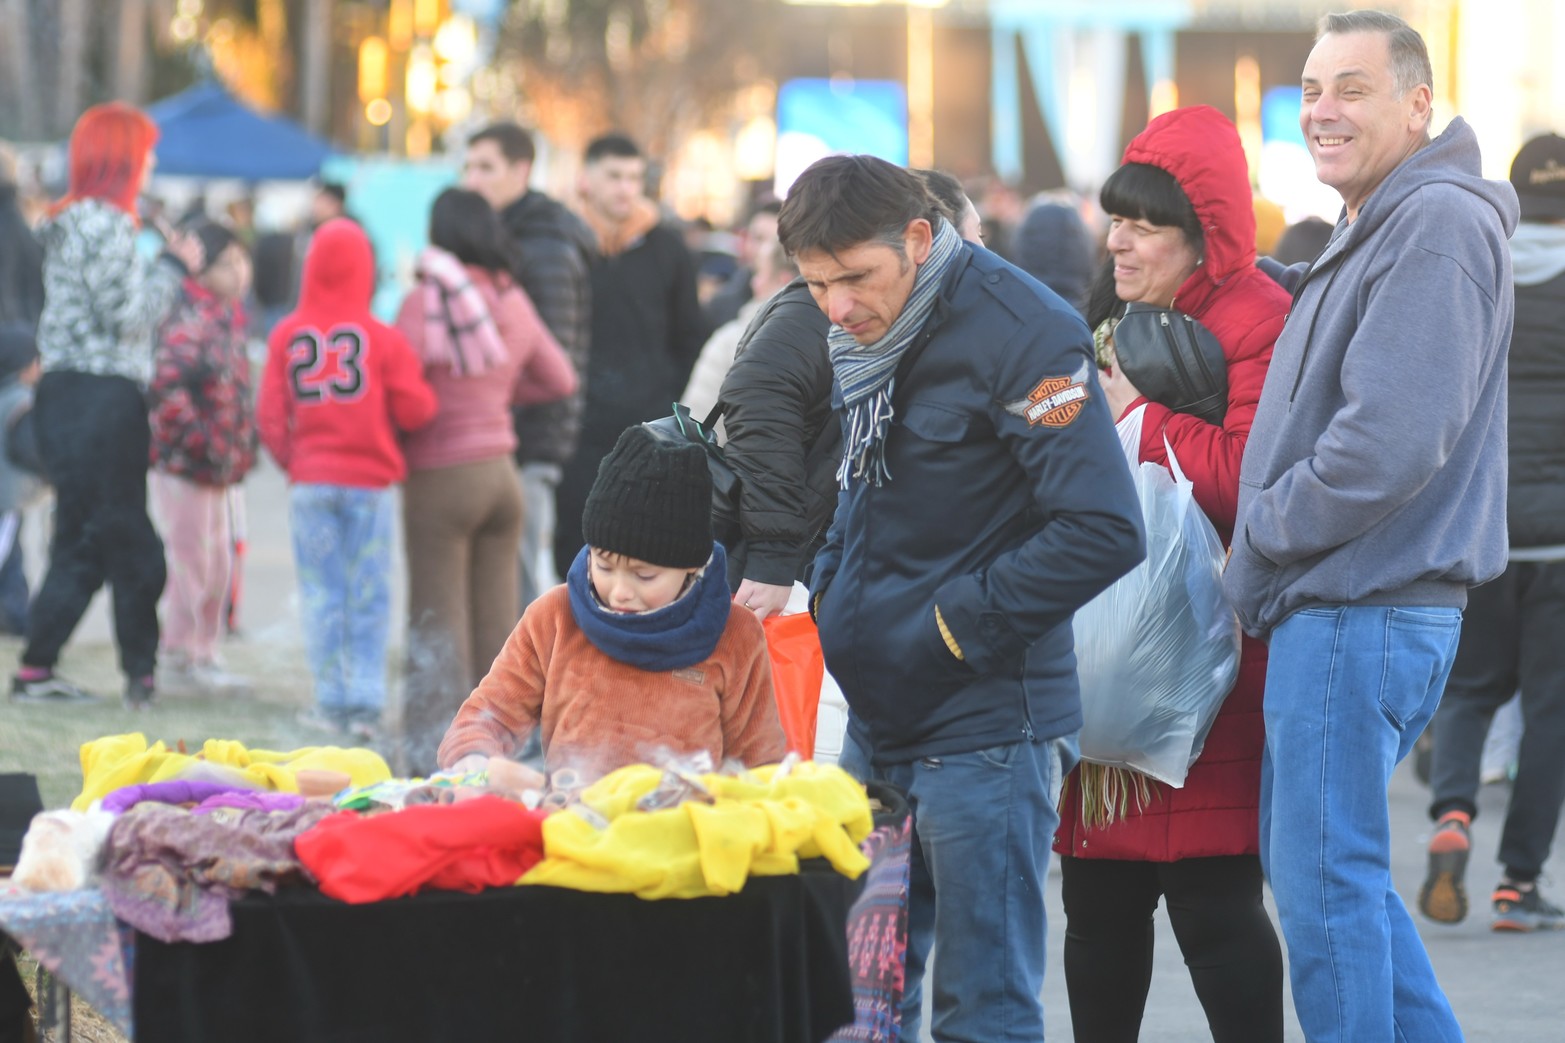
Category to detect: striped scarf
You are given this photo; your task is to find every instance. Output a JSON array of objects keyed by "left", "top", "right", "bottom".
[
  {"left": 416, "top": 246, "right": 510, "bottom": 377},
  {"left": 830, "top": 218, "right": 962, "bottom": 488}
]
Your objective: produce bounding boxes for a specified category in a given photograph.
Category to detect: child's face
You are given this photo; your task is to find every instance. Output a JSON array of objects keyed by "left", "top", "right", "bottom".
[
  {"left": 200, "top": 243, "right": 251, "bottom": 303},
  {"left": 589, "top": 548, "right": 695, "bottom": 613}
]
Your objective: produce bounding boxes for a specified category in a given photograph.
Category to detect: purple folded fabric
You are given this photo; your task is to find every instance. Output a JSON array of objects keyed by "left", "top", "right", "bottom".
[
  {"left": 101, "top": 780, "right": 257, "bottom": 814},
  {"left": 192, "top": 791, "right": 306, "bottom": 815}
]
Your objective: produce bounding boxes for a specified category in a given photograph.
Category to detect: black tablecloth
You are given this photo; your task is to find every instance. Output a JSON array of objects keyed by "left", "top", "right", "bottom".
[{"left": 133, "top": 865, "right": 859, "bottom": 1043}]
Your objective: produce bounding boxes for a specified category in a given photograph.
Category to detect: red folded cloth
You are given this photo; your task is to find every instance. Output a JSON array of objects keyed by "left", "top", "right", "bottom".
[{"left": 295, "top": 796, "right": 547, "bottom": 903}]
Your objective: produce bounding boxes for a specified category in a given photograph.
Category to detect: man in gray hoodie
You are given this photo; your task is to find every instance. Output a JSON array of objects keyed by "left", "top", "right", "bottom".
[{"left": 1224, "top": 11, "right": 1516, "bottom": 1042}]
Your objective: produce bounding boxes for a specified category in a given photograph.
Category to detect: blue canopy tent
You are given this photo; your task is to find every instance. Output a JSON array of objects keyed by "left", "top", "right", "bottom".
[{"left": 145, "top": 81, "right": 333, "bottom": 180}]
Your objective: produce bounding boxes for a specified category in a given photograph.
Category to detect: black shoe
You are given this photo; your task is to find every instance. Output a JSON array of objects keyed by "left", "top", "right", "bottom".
[
  {"left": 1492, "top": 882, "right": 1565, "bottom": 932},
  {"left": 123, "top": 675, "right": 156, "bottom": 711},
  {"left": 10, "top": 672, "right": 96, "bottom": 703}
]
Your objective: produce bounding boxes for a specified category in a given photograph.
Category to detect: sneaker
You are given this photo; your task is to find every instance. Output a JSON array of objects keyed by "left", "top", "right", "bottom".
[
  {"left": 1418, "top": 810, "right": 1471, "bottom": 924},
  {"left": 1492, "top": 883, "right": 1565, "bottom": 932},
  {"left": 10, "top": 672, "right": 97, "bottom": 703},
  {"left": 123, "top": 675, "right": 156, "bottom": 711}
]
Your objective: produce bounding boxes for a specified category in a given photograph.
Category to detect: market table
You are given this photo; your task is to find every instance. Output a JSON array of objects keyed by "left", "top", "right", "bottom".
[{"left": 2, "top": 862, "right": 867, "bottom": 1043}]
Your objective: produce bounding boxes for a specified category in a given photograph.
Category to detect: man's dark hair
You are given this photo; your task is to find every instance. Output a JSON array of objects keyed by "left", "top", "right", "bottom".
[
  {"left": 778, "top": 155, "right": 940, "bottom": 258},
  {"left": 1319, "top": 10, "right": 1433, "bottom": 97},
  {"left": 469, "top": 122, "right": 536, "bottom": 165},
  {"left": 1099, "top": 162, "right": 1204, "bottom": 257},
  {"left": 913, "top": 168, "right": 970, "bottom": 227},
  {"left": 317, "top": 181, "right": 347, "bottom": 207},
  {"left": 585, "top": 133, "right": 641, "bottom": 165},
  {"left": 428, "top": 187, "right": 516, "bottom": 273}
]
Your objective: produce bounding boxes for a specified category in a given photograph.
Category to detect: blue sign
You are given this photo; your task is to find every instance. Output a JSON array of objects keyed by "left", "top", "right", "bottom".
[
  {"left": 774, "top": 78, "right": 908, "bottom": 195},
  {"left": 1263, "top": 86, "right": 1306, "bottom": 146}
]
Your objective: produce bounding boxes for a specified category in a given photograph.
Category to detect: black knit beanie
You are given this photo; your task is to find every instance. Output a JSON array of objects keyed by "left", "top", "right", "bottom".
[
  {"left": 186, "top": 219, "right": 239, "bottom": 274},
  {"left": 581, "top": 425, "right": 714, "bottom": 568}
]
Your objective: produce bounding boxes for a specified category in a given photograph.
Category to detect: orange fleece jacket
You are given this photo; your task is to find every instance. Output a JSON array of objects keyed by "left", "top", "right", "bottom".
[{"left": 437, "top": 585, "right": 787, "bottom": 780}]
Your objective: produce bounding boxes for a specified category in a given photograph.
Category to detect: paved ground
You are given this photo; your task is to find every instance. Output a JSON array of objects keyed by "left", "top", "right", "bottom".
[{"left": 36, "top": 459, "right": 1565, "bottom": 1040}]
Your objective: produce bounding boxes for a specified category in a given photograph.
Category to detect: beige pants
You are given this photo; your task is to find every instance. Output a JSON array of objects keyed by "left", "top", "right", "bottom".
[{"left": 398, "top": 456, "right": 524, "bottom": 774}]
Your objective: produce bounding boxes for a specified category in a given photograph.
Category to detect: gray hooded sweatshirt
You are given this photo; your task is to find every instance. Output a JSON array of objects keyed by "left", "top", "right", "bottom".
[{"left": 1225, "top": 117, "right": 1518, "bottom": 639}]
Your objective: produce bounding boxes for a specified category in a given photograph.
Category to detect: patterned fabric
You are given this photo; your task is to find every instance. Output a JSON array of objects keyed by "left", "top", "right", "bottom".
[
  {"left": 0, "top": 885, "right": 134, "bottom": 1037},
  {"left": 829, "top": 818, "right": 912, "bottom": 1043},
  {"left": 98, "top": 800, "right": 335, "bottom": 943},
  {"left": 148, "top": 279, "right": 258, "bottom": 485},
  {"left": 414, "top": 248, "right": 511, "bottom": 376},
  {"left": 35, "top": 198, "right": 184, "bottom": 385},
  {"left": 828, "top": 219, "right": 962, "bottom": 488}
]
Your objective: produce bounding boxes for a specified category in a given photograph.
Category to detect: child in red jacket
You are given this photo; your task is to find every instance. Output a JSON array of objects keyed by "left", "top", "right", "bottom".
[{"left": 257, "top": 218, "right": 436, "bottom": 738}]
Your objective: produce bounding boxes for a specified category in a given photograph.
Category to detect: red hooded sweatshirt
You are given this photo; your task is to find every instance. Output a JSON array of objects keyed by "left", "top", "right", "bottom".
[
  {"left": 257, "top": 219, "right": 437, "bottom": 488},
  {"left": 1055, "top": 105, "right": 1291, "bottom": 863}
]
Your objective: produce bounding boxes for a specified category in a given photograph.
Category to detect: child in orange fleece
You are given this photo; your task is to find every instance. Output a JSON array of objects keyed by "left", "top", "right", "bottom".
[{"left": 438, "top": 424, "right": 785, "bottom": 781}]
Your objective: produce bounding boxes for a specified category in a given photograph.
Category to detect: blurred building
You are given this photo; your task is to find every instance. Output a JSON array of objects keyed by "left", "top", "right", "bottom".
[{"left": 4, "top": 0, "right": 1563, "bottom": 225}]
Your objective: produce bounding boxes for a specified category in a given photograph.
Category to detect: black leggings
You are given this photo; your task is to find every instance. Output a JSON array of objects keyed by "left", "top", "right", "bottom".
[
  {"left": 1060, "top": 854, "right": 1282, "bottom": 1043},
  {"left": 23, "top": 370, "right": 166, "bottom": 678}
]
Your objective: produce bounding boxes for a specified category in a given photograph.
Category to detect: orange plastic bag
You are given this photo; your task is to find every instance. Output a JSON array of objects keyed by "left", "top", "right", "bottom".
[{"left": 763, "top": 612, "right": 826, "bottom": 758}]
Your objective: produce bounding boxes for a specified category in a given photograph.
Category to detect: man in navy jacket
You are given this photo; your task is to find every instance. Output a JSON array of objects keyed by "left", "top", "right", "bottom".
[{"left": 782, "top": 155, "right": 1143, "bottom": 1042}]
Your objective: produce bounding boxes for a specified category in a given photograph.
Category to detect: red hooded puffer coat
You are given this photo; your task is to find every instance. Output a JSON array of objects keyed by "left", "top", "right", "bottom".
[{"left": 1054, "top": 105, "right": 1291, "bottom": 862}]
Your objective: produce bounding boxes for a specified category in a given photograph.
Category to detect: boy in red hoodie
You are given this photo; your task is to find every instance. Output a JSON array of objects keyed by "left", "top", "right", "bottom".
[{"left": 258, "top": 218, "right": 437, "bottom": 738}]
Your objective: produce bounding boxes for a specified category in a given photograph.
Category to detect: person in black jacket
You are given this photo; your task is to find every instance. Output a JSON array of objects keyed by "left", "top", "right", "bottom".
[
  {"left": 463, "top": 122, "right": 593, "bottom": 604},
  {"left": 0, "top": 155, "right": 43, "bottom": 641},
  {"left": 0, "top": 151, "right": 44, "bottom": 329},
  {"left": 553, "top": 133, "right": 703, "bottom": 576},
  {"left": 1419, "top": 132, "right": 1565, "bottom": 933},
  {"left": 718, "top": 269, "right": 837, "bottom": 616}
]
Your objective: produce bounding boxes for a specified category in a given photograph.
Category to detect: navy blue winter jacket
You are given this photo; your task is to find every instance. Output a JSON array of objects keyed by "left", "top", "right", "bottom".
[{"left": 810, "top": 246, "right": 1145, "bottom": 764}]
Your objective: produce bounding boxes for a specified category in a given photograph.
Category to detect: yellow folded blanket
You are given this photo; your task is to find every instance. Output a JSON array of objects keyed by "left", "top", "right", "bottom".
[
  {"left": 520, "top": 761, "right": 874, "bottom": 899},
  {"left": 73, "top": 733, "right": 392, "bottom": 811}
]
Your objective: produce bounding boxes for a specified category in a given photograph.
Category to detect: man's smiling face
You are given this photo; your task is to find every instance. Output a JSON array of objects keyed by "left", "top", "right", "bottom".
[{"left": 1300, "top": 30, "right": 1432, "bottom": 221}]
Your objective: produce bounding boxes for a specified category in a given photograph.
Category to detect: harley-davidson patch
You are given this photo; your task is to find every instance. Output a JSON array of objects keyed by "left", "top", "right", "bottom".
[{"left": 1009, "top": 374, "right": 1088, "bottom": 428}]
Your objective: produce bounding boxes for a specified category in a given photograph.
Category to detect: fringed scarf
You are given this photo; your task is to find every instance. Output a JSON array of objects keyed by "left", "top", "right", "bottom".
[
  {"left": 415, "top": 247, "right": 510, "bottom": 377},
  {"left": 829, "top": 218, "right": 963, "bottom": 488},
  {"left": 1073, "top": 762, "right": 1161, "bottom": 830}
]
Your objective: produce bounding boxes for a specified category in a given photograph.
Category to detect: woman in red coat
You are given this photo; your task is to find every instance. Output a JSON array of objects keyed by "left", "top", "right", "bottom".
[{"left": 1052, "top": 104, "right": 1288, "bottom": 1041}]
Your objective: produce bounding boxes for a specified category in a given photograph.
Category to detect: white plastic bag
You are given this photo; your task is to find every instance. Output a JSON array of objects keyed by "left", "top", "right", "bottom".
[{"left": 1071, "top": 408, "right": 1241, "bottom": 787}]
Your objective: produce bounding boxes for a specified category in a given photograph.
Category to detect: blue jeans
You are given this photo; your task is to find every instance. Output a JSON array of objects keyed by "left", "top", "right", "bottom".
[
  {"left": 1261, "top": 605, "right": 1463, "bottom": 1043},
  {"left": 290, "top": 484, "right": 394, "bottom": 722},
  {"left": 841, "top": 726, "right": 1076, "bottom": 1042}
]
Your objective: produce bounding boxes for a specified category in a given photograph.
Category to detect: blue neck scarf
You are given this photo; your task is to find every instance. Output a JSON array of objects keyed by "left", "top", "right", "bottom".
[{"left": 566, "top": 543, "right": 733, "bottom": 671}]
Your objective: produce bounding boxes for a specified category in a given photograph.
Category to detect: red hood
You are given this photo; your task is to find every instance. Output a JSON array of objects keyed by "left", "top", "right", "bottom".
[
  {"left": 1121, "top": 105, "right": 1256, "bottom": 315},
  {"left": 298, "top": 218, "right": 375, "bottom": 314}
]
